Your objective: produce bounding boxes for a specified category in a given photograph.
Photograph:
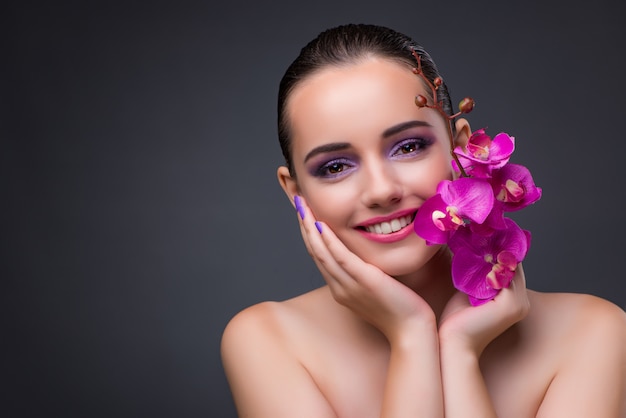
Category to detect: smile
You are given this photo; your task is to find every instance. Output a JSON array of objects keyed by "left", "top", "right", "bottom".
[
  {"left": 363, "top": 214, "right": 414, "bottom": 235},
  {"left": 356, "top": 210, "right": 418, "bottom": 244}
]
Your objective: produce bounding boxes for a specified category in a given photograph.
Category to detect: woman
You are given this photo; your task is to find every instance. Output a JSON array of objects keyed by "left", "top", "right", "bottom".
[{"left": 221, "top": 23, "right": 626, "bottom": 417}]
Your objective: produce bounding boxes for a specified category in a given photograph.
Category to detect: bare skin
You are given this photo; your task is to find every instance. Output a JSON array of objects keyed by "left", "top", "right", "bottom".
[
  {"left": 222, "top": 283, "right": 626, "bottom": 417},
  {"left": 221, "top": 58, "right": 626, "bottom": 417}
]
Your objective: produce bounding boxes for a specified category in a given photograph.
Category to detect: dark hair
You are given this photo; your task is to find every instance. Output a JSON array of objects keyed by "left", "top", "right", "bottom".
[{"left": 277, "top": 23, "right": 455, "bottom": 176}]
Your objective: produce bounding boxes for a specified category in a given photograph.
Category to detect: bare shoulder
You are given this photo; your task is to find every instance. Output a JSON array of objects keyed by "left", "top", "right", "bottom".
[
  {"left": 220, "top": 285, "right": 344, "bottom": 371},
  {"left": 221, "top": 286, "right": 332, "bottom": 353},
  {"left": 220, "top": 287, "right": 339, "bottom": 417},
  {"left": 527, "top": 290, "right": 626, "bottom": 338},
  {"left": 526, "top": 290, "right": 626, "bottom": 417},
  {"left": 221, "top": 299, "right": 288, "bottom": 347}
]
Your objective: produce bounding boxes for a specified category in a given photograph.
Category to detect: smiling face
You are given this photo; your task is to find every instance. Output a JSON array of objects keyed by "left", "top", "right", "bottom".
[{"left": 278, "top": 57, "right": 469, "bottom": 279}]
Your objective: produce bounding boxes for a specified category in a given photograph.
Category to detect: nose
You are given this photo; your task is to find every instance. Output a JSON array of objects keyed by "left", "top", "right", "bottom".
[{"left": 359, "top": 160, "right": 402, "bottom": 208}]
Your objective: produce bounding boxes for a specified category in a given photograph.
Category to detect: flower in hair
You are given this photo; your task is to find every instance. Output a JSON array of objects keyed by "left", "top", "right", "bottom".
[{"left": 409, "top": 50, "right": 542, "bottom": 306}]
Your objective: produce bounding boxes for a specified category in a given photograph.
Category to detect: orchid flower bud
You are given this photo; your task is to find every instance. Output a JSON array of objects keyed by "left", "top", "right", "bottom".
[
  {"left": 415, "top": 95, "right": 428, "bottom": 108},
  {"left": 459, "top": 97, "right": 475, "bottom": 114}
]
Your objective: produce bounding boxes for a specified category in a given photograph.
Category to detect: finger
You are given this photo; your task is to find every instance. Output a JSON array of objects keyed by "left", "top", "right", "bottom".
[
  {"left": 315, "top": 218, "right": 396, "bottom": 297},
  {"left": 297, "top": 197, "right": 406, "bottom": 302},
  {"left": 295, "top": 197, "right": 357, "bottom": 293},
  {"left": 502, "top": 263, "right": 528, "bottom": 303},
  {"left": 317, "top": 222, "right": 376, "bottom": 281},
  {"left": 294, "top": 195, "right": 325, "bottom": 262},
  {"left": 489, "top": 263, "right": 530, "bottom": 322},
  {"left": 296, "top": 211, "right": 315, "bottom": 258},
  {"left": 512, "top": 262, "right": 527, "bottom": 290}
]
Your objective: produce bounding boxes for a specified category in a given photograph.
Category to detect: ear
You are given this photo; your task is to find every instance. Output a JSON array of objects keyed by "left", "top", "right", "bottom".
[
  {"left": 277, "top": 166, "right": 299, "bottom": 208},
  {"left": 453, "top": 117, "right": 471, "bottom": 150}
]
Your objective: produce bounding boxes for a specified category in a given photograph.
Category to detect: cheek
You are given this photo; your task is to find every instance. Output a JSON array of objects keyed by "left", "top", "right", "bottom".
[
  {"left": 301, "top": 181, "right": 357, "bottom": 224},
  {"left": 399, "top": 154, "right": 454, "bottom": 194}
]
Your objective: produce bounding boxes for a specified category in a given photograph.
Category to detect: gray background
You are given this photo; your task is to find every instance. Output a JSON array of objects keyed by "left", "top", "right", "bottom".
[{"left": 3, "top": 1, "right": 625, "bottom": 417}]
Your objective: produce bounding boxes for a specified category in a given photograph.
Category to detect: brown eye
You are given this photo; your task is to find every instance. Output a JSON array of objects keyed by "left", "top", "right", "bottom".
[
  {"left": 327, "top": 163, "right": 345, "bottom": 173},
  {"left": 400, "top": 143, "right": 417, "bottom": 154},
  {"left": 313, "top": 158, "right": 354, "bottom": 179},
  {"left": 390, "top": 138, "right": 433, "bottom": 159}
]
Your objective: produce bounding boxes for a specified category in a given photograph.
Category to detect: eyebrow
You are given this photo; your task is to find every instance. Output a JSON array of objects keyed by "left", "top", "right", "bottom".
[
  {"left": 382, "top": 120, "right": 432, "bottom": 137},
  {"left": 304, "top": 142, "right": 351, "bottom": 163},
  {"left": 303, "top": 120, "right": 433, "bottom": 163}
]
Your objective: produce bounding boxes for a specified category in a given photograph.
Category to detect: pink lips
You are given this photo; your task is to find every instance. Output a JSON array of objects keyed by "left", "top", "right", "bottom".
[{"left": 356, "top": 208, "right": 418, "bottom": 243}]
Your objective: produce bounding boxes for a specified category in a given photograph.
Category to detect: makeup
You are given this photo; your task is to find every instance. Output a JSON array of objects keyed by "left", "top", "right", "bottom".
[
  {"left": 294, "top": 195, "right": 305, "bottom": 220},
  {"left": 355, "top": 208, "right": 418, "bottom": 244}
]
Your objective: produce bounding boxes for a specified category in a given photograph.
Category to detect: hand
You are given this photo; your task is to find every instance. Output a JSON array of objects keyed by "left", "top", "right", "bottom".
[
  {"left": 437, "top": 264, "right": 530, "bottom": 356},
  {"left": 294, "top": 196, "right": 437, "bottom": 342}
]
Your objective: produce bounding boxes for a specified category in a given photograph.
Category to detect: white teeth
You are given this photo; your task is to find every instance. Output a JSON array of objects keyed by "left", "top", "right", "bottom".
[{"left": 365, "top": 215, "right": 413, "bottom": 235}]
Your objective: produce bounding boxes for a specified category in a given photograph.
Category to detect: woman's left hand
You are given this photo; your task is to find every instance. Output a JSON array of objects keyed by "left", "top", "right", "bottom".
[{"left": 437, "top": 264, "right": 530, "bottom": 356}]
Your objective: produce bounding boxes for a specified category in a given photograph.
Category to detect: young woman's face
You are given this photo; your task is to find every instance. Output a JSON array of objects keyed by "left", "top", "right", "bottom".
[{"left": 281, "top": 57, "right": 467, "bottom": 278}]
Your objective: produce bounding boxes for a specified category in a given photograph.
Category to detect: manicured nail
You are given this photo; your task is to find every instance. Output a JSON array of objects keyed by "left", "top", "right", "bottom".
[
  {"left": 294, "top": 195, "right": 305, "bottom": 220},
  {"left": 315, "top": 221, "right": 323, "bottom": 234}
]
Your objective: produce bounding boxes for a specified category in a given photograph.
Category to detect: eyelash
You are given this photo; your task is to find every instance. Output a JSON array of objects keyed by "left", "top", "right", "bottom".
[
  {"left": 312, "top": 137, "right": 433, "bottom": 179},
  {"left": 314, "top": 158, "right": 355, "bottom": 178},
  {"left": 389, "top": 137, "right": 432, "bottom": 159}
]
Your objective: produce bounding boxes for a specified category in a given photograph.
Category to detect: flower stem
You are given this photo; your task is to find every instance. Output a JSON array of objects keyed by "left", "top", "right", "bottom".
[{"left": 411, "top": 50, "right": 469, "bottom": 178}]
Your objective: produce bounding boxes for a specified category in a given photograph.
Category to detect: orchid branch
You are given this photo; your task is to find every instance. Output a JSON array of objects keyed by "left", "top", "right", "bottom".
[{"left": 410, "top": 49, "right": 473, "bottom": 178}]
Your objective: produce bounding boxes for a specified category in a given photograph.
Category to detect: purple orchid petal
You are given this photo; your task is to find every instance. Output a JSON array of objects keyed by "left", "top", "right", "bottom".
[
  {"left": 457, "top": 129, "right": 489, "bottom": 159},
  {"left": 448, "top": 218, "right": 529, "bottom": 302},
  {"left": 437, "top": 178, "right": 495, "bottom": 224},
  {"left": 453, "top": 130, "right": 515, "bottom": 170},
  {"left": 413, "top": 194, "right": 456, "bottom": 245},
  {"left": 468, "top": 295, "right": 494, "bottom": 306},
  {"left": 452, "top": 156, "right": 494, "bottom": 178},
  {"left": 451, "top": 245, "right": 501, "bottom": 300},
  {"left": 490, "top": 164, "right": 542, "bottom": 212},
  {"left": 471, "top": 203, "right": 507, "bottom": 234},
  {"left": 466, "top": 129, "right": 491, "bottom": 160},
  {"left": 447, "top": 223, "right": 471, "bottom": 254},
  {"left": 524, "top": 229, "right": 532, "bottom": 252},
  {"left": 486, "top": 251, "right": 517, "bottom": 289},
  {"left": 487, "top": 133, "right": 515, "bottom": 168}
]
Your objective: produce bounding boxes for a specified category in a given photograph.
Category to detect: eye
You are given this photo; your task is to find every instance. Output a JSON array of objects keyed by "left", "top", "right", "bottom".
[
  {"left": 390, "top": 137, "right": 432, "bottom": 159},
  {"left": 327, "top": 162, "right": 345, "bottom": 174},
  {"left": 399, "top": 142, "right": 417, "bottom": 154},
  {"left": 313, "top": 158, "right": 355, "bottom": 179}
]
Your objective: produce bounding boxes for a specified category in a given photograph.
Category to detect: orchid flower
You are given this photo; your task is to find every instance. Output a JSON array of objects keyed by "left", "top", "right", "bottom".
[
  {"left": 411, "top": 130, "right": 541, "bottom": 304},
  {"left": 453, "top": 130, "right": 515, "bottom": 178},
  {"left": 490, "top": 163, "right": 542, "bottom": 212},
  {"left": 410, "top": 53, "right": 541, "bottom": 306},
  {"left": 413, "top": 177, "right": 494, "bottom": 245},
  {"left": 448, "top": 219, "right": 531, "bottom": 306}
]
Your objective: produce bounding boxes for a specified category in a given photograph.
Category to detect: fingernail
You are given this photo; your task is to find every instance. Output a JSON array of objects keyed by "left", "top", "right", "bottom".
[
  {"left": 315, "top": 221, "right": 323, "bottom": 234},
  {"left": 294, "top": 195, "right": 305, "bottom": 220}
]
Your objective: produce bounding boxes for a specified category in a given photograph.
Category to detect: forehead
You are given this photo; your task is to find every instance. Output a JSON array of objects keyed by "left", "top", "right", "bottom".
[{"left": 286, "top": 58, "right": 435, "bottom": 147}]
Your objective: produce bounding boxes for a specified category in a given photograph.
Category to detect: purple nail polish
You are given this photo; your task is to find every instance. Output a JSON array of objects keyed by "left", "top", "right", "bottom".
[
  {"left": 294, "top": 195, "right": 305, "bottom": 220},
  {"left": 315, "top": 221, "right": 323, "bottom": 233}
]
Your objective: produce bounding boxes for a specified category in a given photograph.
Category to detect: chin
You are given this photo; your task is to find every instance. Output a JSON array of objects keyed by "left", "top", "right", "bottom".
[{"left": 360, "top": 243, "right": 442, "bottom": 278}]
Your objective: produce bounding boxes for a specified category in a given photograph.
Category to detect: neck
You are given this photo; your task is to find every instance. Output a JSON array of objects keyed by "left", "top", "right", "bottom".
[{"left": 394, "top": 246, "right": 456, "bottom": 323}]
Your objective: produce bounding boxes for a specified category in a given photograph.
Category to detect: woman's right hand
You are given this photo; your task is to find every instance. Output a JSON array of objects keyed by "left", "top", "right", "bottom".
[{"left": 294, "top": 195, "right": 437, "bottom": 343}]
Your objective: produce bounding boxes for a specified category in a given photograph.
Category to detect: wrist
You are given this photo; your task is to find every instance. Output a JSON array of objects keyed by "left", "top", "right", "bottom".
[
  {"left": 387, "top": 316, "right": 438, "bottom": 350},
  {"left": 438, "top": 330, "right": 484, "bottom": 360}
]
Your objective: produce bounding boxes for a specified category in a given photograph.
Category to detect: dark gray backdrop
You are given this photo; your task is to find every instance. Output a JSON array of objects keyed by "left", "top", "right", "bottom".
[{"left": 3, "top": 1, "right": 625, "bottom": 417}]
